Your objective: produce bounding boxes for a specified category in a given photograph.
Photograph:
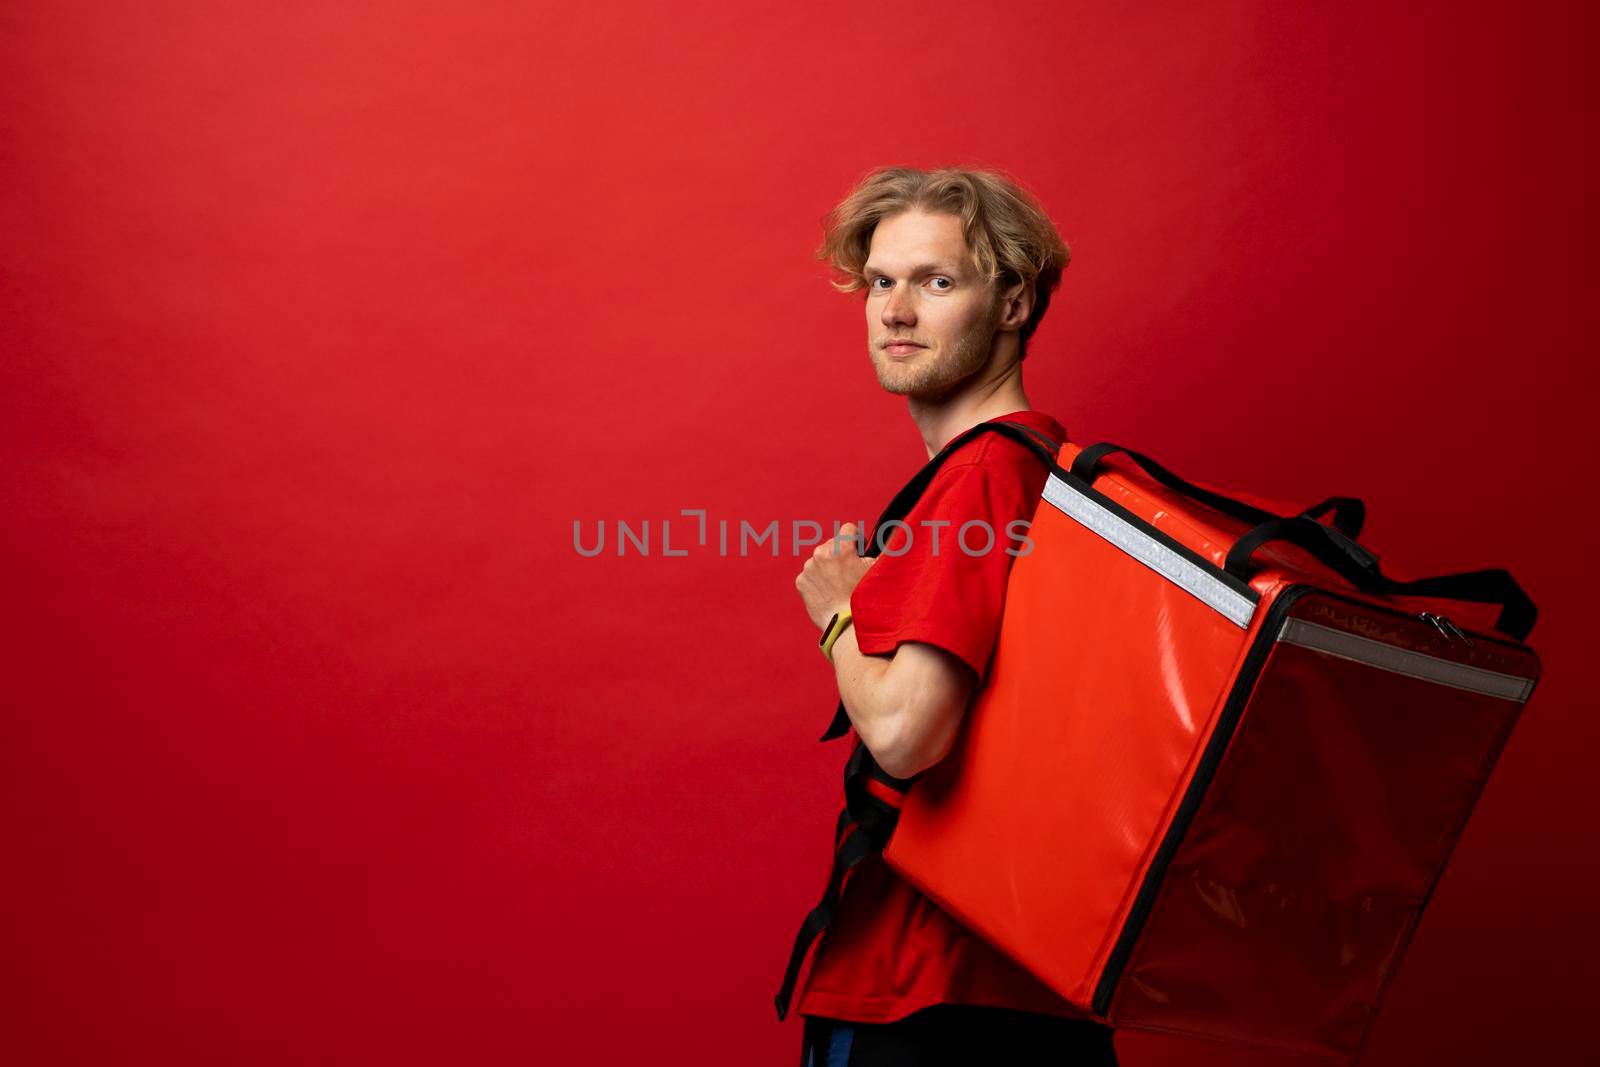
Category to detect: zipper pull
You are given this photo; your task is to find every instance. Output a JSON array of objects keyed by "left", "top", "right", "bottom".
[
  {"left": 1418, "top": 611, "right": 1453, "bottom": 640},
  {"left": 1438, "top": 614, "right": 1475, "bottom": 647}
]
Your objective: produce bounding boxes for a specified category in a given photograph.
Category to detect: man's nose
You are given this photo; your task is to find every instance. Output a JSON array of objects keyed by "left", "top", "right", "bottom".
[{"left": 880, "top": 283, "right": 916, "bottom": 326}]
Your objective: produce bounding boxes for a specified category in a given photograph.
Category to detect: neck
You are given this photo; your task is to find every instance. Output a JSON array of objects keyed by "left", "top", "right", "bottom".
[{"left": 908, "top": 356, "right": 1031, "bottom": 460}]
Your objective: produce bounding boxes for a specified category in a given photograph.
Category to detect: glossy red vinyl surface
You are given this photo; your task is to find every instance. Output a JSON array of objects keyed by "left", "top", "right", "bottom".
[
  {"left": 883, "top": 476, "right": 1261, "bottom": 1005},
  {"left": 1108, "top": 592, "right": 1539, "bottom": 1061}
]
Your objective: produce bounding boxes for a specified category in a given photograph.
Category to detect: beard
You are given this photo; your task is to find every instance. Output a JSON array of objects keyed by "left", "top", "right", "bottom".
[{"left": 870, "top": 305, "right": 1001, "bottom": 400}]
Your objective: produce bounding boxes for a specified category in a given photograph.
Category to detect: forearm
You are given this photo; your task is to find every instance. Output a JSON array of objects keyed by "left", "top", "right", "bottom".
[{"left": 826, "top": 625, "right": 908, "bottom": 766}]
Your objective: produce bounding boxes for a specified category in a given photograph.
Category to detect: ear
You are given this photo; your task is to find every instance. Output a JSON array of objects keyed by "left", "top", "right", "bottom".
[{"left": 997, "top": 278, "right": 1034, "bottom": 332}]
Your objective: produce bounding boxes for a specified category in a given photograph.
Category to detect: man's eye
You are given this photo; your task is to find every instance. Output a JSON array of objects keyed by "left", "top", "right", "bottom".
[
  {"left": 869, "top": 277, "right": 891, "bottom": 290},
  {"left": 929, "top": 277, "right": 952, "bottom": 291}
]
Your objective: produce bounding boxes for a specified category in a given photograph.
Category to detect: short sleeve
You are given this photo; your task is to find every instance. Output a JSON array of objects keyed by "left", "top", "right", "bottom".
[{"left": 848, "top": 461, "right": 1035, "bottom": 683}]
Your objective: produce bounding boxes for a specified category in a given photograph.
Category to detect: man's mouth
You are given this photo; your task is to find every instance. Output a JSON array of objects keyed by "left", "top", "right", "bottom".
[{"left": 884, "top": 341, "right": 925, "bottom": 356}]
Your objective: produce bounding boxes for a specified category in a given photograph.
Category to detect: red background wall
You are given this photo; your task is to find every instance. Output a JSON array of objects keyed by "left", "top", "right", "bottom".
[{"left": 3, "top": 2, "right": 1595, "bottom": 1063}]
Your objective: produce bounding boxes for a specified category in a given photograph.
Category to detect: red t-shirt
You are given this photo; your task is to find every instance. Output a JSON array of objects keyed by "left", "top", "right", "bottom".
[{"left": 797, "top": 409, "right": 1102, "bottom": 1026}]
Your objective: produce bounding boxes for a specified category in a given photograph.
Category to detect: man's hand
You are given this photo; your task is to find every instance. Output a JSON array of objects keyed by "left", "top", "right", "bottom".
[{"left": 795, "top": 522, "right": 876, "bottom": 630}]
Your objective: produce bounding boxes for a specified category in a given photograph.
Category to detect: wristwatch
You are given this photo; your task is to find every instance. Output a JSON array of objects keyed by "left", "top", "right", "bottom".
[{"left": 818, "top": 608, "right": 854, "bottom": 663}]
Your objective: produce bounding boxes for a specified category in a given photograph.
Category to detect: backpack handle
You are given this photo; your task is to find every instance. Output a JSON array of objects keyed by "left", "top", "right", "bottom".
[
  {"left": 1225, "top": 515, "right": 1537, "bottom": 642},
  {"left": 1071, "top": 442, "right": 1367, "bottom": 541}
]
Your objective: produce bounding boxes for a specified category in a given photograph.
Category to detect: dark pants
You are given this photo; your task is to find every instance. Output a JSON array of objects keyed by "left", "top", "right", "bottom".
[{"left": 800, "top": 1004, "right": 1118, "bottom": 1067}]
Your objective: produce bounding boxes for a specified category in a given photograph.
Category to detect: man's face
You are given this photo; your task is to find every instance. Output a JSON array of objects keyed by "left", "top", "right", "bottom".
[{"left": 863, "top": 209, "right": 1003, "bottom": 400}]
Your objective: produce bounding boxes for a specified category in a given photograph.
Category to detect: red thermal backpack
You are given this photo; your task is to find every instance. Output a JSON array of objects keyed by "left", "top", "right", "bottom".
[{"left": 776, "top": 420, "right": 1540, "bottom": 1065}]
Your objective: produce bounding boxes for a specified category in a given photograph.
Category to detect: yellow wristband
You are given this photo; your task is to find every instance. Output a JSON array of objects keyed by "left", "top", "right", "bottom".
[{"left": 819, "top": 609, "right": 854, "bottom": 663}]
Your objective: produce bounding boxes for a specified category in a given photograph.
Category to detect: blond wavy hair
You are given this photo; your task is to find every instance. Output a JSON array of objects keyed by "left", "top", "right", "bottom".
[{"left": 816, "top": 166, "right": 1070, "bottom": 361}]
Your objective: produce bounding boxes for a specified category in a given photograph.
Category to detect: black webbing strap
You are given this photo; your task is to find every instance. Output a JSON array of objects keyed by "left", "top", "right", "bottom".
[
  {"left": 774, "top": 741, "right": 911, "bottom": 1021},
  {"left": 773, "top": 811, "right": 875, "bottom": 1023}
]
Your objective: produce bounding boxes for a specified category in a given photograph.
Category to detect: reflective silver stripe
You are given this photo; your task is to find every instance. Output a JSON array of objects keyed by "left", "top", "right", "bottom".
[
  {"left": 1041, "top": 472, "right": 1256, "bottom": 628},
  {"left": 1277, "top": 618, "right": 1536, "bottom": 702}
]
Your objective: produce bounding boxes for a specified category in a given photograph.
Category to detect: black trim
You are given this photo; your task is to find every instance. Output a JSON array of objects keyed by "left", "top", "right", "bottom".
[{"left": 1090, "top": 582, "right": 1541, "bottom": 1016}]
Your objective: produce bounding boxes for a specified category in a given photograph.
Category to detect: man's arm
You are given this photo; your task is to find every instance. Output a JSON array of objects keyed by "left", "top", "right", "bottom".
[
  {"left": 794, "top": 519, "right": 977, "bottom": 778},
  {"left": 826, "top": 631, "right": 976, "bottom": 780}
]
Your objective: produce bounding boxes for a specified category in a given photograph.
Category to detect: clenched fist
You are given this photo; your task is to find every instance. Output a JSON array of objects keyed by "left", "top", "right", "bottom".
[{"left": 795, "top": 522, "right": 877, "bottom": 630}]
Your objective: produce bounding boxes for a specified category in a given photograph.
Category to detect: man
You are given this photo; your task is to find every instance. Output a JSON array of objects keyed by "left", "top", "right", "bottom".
[{"left": 788, "top": 167, "right": 1119, "bottom": 1066}]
